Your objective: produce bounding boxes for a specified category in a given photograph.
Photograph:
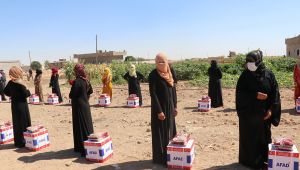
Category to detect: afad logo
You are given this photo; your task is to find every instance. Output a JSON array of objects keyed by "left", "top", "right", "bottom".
[{"left": 276, "top": 162, "right": 290, "bottom": 168}]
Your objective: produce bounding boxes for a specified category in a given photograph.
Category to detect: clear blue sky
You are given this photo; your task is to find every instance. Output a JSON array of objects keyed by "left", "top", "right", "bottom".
[{"left": 0, "top": 0, "right": 299, "bottom": 65}]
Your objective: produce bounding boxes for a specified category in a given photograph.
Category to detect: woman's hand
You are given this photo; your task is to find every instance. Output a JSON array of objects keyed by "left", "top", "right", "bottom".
[
  {"left": 263, "top": 109, "right": 272, "bottom": 120},
  {"left": 257, "top": 92, "right": 268, "bottom": 100},
  {"left": 158, "top": 112, "right": 166, "bottom": 120}
]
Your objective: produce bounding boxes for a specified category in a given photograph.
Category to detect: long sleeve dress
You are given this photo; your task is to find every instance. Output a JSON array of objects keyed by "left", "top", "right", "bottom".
[
  {"left": 69, "top": 77, "right": 94, "bottom": 155},
  {"left": 208, "top": 66, "right": 223, "bottom": 107},
  {"left": 50, "top": 74, "right": 63, "bottom": 103},
  {"left": 236, "top": 68, "right": 281, "bottom": 169},
  {"left": 148, "top": 69, "right": 177, "bottom": 165},
  {"left": 4, "top": 81, "right": 31, "bottom": 147},
  {"left": 293, "top": 65, "right": 300, "bottom": 101},
  {"left": 34, "top": 74, "right": 44, "bottom": 102},
  {"left": 123, "top": 71, "right": 144, "bottom": 106},
  {"left": 102, "top": 75, "right": 112, "bottom": 100}
]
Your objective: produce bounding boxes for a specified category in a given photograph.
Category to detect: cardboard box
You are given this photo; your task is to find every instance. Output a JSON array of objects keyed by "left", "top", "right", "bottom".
[
  {"left": 198, "top": 96, "right": 211, "bottom": 112},
  {"left": 24, "top": 128, "right": 50, "bottom": 151},
  {"left": 127, "top": 94, "right": 139, "bottom": 108},
  {"left": 268, "top": 144, "right": 299, "bottom": 170},
  {"left": 296, "top": 97, "right": 300, "bottom": 113},
  {"left": 84, "top": 132, "right": 113, "bottom": 163},
  {"left": 167, "top": 139, "right": 195, "bottom": 170},
  {"left": 29, "top": 95, "right": 40, "bottom": 104},
  {"left": 97, "top": 94, "right": 111, "bottom": 107},
  {"left": 47, "top": 94, "right": 59, "bottom": 104},
  {"left": 0, "top": 124, "right": 14, "bottom": 144}
]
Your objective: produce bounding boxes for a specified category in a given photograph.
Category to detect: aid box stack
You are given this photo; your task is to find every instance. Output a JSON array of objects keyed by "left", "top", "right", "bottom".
[
  {"left": 126, "top": 94, "right": 139, "bottom": 108},
  {"left": 97, "top": 94, "right": 111, "bottom": 106},
  {"left": 198, "top": 96, "right": 211, "bottom": 112},
  {"left": 268, "top": 138, "right": 299, "bottom": 170},
  {"left": 84, "top": 132, "right": 113, "bottom": 163},
  {"left": 29, "top": 94, "right": 40, "bottom": 104},
  {"left": 47, "top": 94, "right": 59, "bottom": 104},
  {"left": 23, "top": 125, "right": 50, "bottom": 151},
  {"left": 167, "top": 134, "right": 195, "bottom": 170},
  {"left": 0, "top": 121, "right": 14, "bottom": 144}
]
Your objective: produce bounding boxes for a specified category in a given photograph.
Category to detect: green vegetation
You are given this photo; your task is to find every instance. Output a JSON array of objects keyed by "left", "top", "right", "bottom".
[
  {"left": 30, "top": 61, "right": 42, "bottom": 70},
  {"left": 63, "top": 55, "right": 296, "bottom": 88}
]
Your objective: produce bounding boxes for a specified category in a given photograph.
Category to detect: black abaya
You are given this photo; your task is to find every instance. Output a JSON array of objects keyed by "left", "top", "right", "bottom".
[
  {"left": 208, "top": 66, "right": 223, "bottom": 107},
  {"left": 4, "top": 81, "right": 31, "bottom": 147},
  {"left": 123, "top": 71, "right": 144, "bottom": 106},
  {"left": 50, "top": 74, "right": 63, "bottom": 103},
  {"left": 236, "top": 68, "right": 281, "bottom": 169},
  {"left": 69, "top": 78, "right": 94, "bottom": 155},
  {"left": 149, "top": 69, "right": 177, "bottom": 165}
]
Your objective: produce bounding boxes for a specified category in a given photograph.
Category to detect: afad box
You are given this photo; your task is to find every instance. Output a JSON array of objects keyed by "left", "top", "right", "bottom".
[
  {"left": 127, "top": 94, "right": 139, "bottom": 108},
  {"left": 23, "top": 128, "right": 50, "bottom": 151},
  {"left": 97, "top": 94, "right": 111, "bottom": 107},
  {"left": 84, "top": 132, "right": 113, "bottom": 163},
  {"left": 47, "top": 94, "right": 59, "bottom": 105},
  {"left": 0, "top": 124, "right": 14, "bottom": 144},
  {"left": 167, "top": 139, "right": 195, "bottom": 170},
  {"left": 198, "top": 96, "right": 211, "bottom": 112},
  {"left": 29, "top": 94, "right": 40, "bottom": 104},
  {"left": 296, "top": 97, "right": 300, "bottom": 113},
  {"left": 268, "top": 144, "right": 299, "bottom": 170}
]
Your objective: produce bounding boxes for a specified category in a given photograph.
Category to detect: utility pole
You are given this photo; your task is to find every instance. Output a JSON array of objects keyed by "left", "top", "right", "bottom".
[
  {"left": 96, "top": 34, "right": 98, "bottom": 64},
  {"left": 28, "top": 50, "right": 32, "bottom": 65}
]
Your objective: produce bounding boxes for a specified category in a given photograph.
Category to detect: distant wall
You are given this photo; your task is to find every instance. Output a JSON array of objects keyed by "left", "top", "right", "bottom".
[{"left": 286, "top": 35, "right": 300, "bottom": 57}]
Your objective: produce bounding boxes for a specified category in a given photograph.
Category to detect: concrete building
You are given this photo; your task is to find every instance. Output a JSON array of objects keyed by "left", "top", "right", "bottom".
[
  {"left": 48, "top": 59, "right": 68, "bottom": 69},
  {"left": 285, "top": 35, "right": 300, "bottom": 57},
  {"left": 0, "top": 60, "right": 21, "bottom": 74},
  {"left": 74, "top": 50, "right": 127, "bottom": 64}
]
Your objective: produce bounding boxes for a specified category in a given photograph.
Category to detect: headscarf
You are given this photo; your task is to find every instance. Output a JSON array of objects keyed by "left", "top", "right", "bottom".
[
  {"left": 129, "top": 64, "right": 137, "bottom": 77},
  {"left": 35, "top": 69, "right": 42, "bottom": 76},
  {"left": 210, "top": 60, "right": 217, "bottom": 68},
  {"left": 51, "top": 67, "right": 58, "bottom": 75},
  {"left": 246, "top": 49, "right": 266, "bottom": 79},
  {"left": 155, "top": 53, "right": 174, "bottom": 87},
  {"left": 9, "top": 66, "right": 24, "bottom": 84},
  {"left": 102, "top": 67, "right": 112, "bottom": 81},
  {"left": 74, "top": 64, "right": 87, "bottom": 79}
]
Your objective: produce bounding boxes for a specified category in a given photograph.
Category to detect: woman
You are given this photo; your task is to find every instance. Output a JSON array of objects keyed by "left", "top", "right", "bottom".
[
  {"left": 49, "top": 67, "right": 63, "bottom": 103},
  {"left": 69, "top": 64, "right": 94, "bottom": 156},
  {"left": 34, "top": 69, "right": 44, "bottom": 103},
  {"left": 123, "top": 64, "right": 144, "bottom": 106},
  {"left": 0, "top": 69, "right": 7, "bottom": 101},
  {"left": 208, "top": 60, "right": 223, "bottom": 108},
  {"left": 236, "top": 50, "right": 281, "bottom": 169},
  {"left": 102, "top": 67, "right": 113, "bottom": 100},
  {"left": 149, "top": 53, "right": 177, "bottom": 166},
  {"left": 4, "top": 66, "right": 31, "bottom": 148},
  {"left": 293, "top": 57, "right": 300, "bottom": 104}
]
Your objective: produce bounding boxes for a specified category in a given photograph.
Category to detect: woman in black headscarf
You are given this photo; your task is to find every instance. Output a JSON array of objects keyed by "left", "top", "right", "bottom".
[
  {"left": 34, "top": 69, "right": 44, "bottom": 103},
  {"left": 69, "top": 64, "right": 94, "bottom": 156},
  {"left": 208, "top": 60, "right": 223, "bottom": 108},
  {"left": 236, "top": 50, "right": 281, "bottom": 169}
]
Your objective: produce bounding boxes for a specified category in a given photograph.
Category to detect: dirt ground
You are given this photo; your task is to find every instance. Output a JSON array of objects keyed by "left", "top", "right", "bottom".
[{"left": 0, "top": 72, "right": 299, "bottom": 170}]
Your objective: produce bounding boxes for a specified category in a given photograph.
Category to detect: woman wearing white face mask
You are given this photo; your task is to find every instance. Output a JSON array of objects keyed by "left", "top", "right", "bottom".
[{"left": 236, "top": 50, "right": 281, "bottom": 169}]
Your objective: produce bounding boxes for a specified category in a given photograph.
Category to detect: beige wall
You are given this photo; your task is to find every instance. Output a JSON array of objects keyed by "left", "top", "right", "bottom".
[
  {"left": 0, "top": 60, "right": 21, "bottom": 74},
  {"left": 74, "top": 52, "right": 125, "bottom": 64},
  {"left": 286, "top": 35, "right": 300, "bottom": 57}
]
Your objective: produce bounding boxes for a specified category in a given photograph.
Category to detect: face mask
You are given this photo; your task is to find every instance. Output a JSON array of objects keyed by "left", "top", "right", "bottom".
[{"left": 247, "top": 62, "right": 257, "bottom": 72}]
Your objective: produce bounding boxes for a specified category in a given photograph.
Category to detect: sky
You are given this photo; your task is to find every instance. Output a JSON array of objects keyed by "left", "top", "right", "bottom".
[{"left": 0, "top": 0, "right": 299, "bottom": 65}]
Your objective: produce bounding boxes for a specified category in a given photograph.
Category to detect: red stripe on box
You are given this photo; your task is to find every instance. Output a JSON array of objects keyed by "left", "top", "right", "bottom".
[
  {"left": 167, "top": 142, "right": 194, "bottom": 152},
  {"left": 167, "top": 165, "right": 192, "bottom": 170},
  {"left": 268, "top": 150, "right": 276, "bottom": 156},
  {"left": 127, "top": 106, "right": 139, "bottom": 108},
  {"left": 26, "top": 143, "right": 50, "bottom": 151},
  {"left": 275, "top": 151, "right": 299, "bottom": 158},
  {"left": 86, "top": 153, "right": 113, "bottom": 163},
  {"left": 24, "top": 130, "right": 48, "bottom": 138},
  {"left": 0, "top": 138, "right": 14, "bottom": 144},
  {"left": 84, "top": 137, "right": 112, "bottom": 147},
  {"left": 0, "top": 126, "right": 13, "bottom": 132}
]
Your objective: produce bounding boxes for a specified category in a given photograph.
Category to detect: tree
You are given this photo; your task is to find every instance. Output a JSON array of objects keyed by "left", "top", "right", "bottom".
[
  {"left": 125, "top": 56, "right": 136, "bottom": 62},
  {"left": 30, "top": 61, "right": 42, "bottom": 70},
  {"left": 44, "top": 60, "right": 50, "bottom": 69}
]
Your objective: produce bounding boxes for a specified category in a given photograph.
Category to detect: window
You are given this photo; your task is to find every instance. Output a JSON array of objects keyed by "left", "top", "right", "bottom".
[
  {"left": 289, "top": 51, "right": 291, "bottom": 56},
  {"left": 297, "top": 49, "right": 300, "bottom": 56}
]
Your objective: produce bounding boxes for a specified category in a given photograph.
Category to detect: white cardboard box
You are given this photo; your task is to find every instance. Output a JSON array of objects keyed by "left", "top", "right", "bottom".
[
  {"left": 0, "top": 124, "right": 14, "bottom": 144},
  {"left": 198, "top": 97, "right": 211, "bottom": 112},
  {"left": 29, "top": 95, "right": 40, "bottom": 104},
  {"left": 268, "top": 144, "right": 299, "bottom": 170},
  {"left": 84, "top": 132, "right": 113, "bottom": 163},
  {"left": 47, "top": 94, "right": 59, "bottom": 104},
  {"left": 167, "top": 139, "right": 195, "bottom": 170},
  {"left": 97, "top": 94, "right": 111, "bottom": 107},
  {"left": 24, "top": 128, "right": 50, "bottom": 151},
  {"left": 127, "top": 95, "right": 139, "bottom": 108}
]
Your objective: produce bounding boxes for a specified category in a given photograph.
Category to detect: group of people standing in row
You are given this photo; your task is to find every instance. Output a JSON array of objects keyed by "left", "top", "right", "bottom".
[{"left": 1, "top": 49, "right": 286, "bottom": 169}]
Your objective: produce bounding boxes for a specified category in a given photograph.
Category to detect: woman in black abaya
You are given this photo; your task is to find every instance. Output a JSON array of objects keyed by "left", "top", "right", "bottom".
[
  {"left": 69, "top": 64, "right": 94, "bottom": 156},
  {"left": 149, "top": 53, "right": 177, "bottom": 166},
  {"left": 4, "top": 66, "right": 31, "bottom": 148},
  {"left": 236, "top": 50, "right": 281, "bottom": 169},
  {"left": 208, "top": 60, "right": 223, "bottom": 108}
]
